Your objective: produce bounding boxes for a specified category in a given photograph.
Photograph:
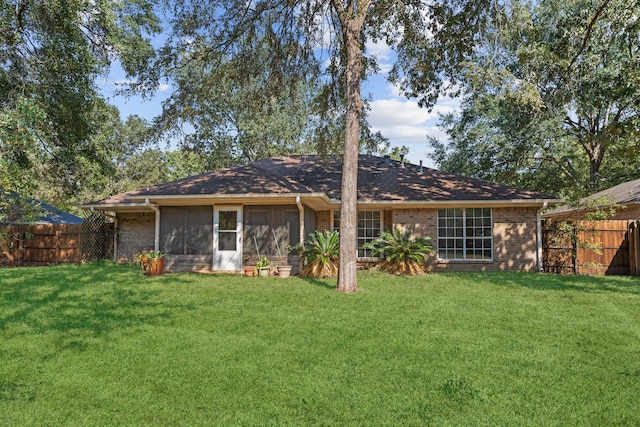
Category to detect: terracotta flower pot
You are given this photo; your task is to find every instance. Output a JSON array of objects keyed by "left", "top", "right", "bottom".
[
  {"left": 277, "top": 265, "right": 292, "bottom": 278},
  {"left": 146, "top": 257, "right": 165, "bottom": 276},
  {"left": 244, "top": 267, "right": 255, "bottom": 277}
]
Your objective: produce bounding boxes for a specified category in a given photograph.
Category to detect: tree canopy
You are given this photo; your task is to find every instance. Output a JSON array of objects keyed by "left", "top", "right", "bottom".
[
  {"left": 0, "top": 0, "right": 160, "bottom": 206},
  {"left": 430, "top": 0, "right": 640, "bottom": 198}
]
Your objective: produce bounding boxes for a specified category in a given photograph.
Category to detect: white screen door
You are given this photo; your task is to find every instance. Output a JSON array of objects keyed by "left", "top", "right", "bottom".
[{"left": 213, "top": 206, "right": 242, "bottom": 271}]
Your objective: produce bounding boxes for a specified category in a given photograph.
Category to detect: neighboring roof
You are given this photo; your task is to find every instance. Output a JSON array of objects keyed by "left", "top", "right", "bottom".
[
  {"left": 544, "top": 177, "right": 640, "bottom": 218},
  {"left": 1, "top": 192, "right": 84, "bottom": 224},
  {"left": 82, "top": 155, "right": 559, "bottom": 211},
  {"left": 35, "top": 200, "right": 84, "bottom": 224}
]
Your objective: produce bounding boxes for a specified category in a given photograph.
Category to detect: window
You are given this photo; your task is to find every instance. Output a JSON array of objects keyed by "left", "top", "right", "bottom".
[
  {"left": 437, "top": 208, "right": 492, "bottom": 260},
  {"left": 333, "top": 210, "right": 381, "bottom": 258}
]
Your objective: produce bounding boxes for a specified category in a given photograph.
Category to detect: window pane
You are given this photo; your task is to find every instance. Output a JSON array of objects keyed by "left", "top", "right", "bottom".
[
  {"left": 218, "top": 231, "right": 236, "bottom": 251},
  {"left": 219, "top": 211, "right": 237, "bottom": 231}
]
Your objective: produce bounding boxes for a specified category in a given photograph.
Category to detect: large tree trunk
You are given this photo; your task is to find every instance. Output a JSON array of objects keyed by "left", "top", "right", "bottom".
[{"left": 333, "top": 1, "right": 369, "bottom": 293}]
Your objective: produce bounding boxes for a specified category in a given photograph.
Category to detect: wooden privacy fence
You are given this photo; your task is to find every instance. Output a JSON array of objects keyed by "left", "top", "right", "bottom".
[
  {"left": 0, "top": 223, "right": 114, "bottom": 267},
  {"left": 543, "top": 219, "right": 640, "bottom": 276}
]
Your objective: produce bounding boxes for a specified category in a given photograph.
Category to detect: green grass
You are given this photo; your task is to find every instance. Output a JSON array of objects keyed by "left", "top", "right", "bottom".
[{"left": 1, "top": 263, "right": 639, "bottom": 426}]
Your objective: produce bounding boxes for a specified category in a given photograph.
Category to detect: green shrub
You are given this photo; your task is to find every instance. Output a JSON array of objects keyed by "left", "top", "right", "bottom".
[
  {"left": 292, "top": 230, "right": 340, "bottom": 278},
  {"left": 365, "top": 228, "right": 434, "bottom": 275}
]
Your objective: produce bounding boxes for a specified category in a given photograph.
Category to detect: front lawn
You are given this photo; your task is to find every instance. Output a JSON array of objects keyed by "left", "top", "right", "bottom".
[{"left": 1, "top": 263, "right": 639, "bottom": 425}]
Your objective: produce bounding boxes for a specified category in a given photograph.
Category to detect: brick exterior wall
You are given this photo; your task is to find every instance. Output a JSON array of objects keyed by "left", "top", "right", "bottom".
[
  {"left": 316, "top": 210, "right": 331, "bottom": 232},
  {"left": 393, "top": 207, "right": 540, "bottom": 272},
  {"left": 117, "top": 212, "right": 155, "bottom": 261}
]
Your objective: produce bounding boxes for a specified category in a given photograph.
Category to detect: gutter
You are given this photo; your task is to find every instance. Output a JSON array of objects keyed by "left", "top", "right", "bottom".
[
  {"left": 145, "top": 199, "right": 160, "bottom": 252},
  {"left": 296, "top": 196, "right": 304, "bottom": 245},
  {"left": 90, "top": 207, "right": 118, "bottom": 262},
  {"left": 536, "top": 202, "right": 549, "bottom": 272}
]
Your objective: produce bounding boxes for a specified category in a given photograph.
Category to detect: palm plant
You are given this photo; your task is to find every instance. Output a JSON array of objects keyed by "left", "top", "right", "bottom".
[
  {"left": 365, "top": 228, "right": 434, "bottom": 275},
  {"left": 292, "top": 230, "right": 340, "bottom": 278}
]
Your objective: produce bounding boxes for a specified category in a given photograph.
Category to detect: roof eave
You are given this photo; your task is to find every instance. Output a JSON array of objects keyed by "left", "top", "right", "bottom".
[{"left": 356, "top": 199, "right": 562, "bottom": 209}]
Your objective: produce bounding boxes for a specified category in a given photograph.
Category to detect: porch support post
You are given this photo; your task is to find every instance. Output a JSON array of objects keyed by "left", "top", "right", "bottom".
[
  {"left": 296, "top": 196, "right": 304, "bottom": 245},
  {"left": 145, "top": 198, "right": 161, "bottom": 252}
]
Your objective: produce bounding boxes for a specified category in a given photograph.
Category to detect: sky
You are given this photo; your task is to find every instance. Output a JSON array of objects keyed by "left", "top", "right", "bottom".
[{"left": 99, "top": 40, "right": 459, "bottom": 170}]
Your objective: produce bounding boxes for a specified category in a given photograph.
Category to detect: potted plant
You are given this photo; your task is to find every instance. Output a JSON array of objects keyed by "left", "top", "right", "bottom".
[
  {"left": 255, "top": 256, "right": 271, "bottom": 277},
  {"left": 272, "top": 229, "right": 293, "bottom": 278},
  {"left": 243, "top": 266, "right": 256, "bottom": 277},
  {"left": 136, "top": 250, "right": 166, "bottom": 276}
]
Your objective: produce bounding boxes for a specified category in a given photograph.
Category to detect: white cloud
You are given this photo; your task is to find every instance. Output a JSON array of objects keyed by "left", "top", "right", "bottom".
[
  {"left": 367, "top": 89, "right": 460, "bottom": 168},
  {"left": 365, "top": 40, "right": 394, "bottom": 74}
]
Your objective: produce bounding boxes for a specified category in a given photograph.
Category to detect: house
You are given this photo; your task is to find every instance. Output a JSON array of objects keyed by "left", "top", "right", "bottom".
[
  {"left": 542, "top": 178, "right": 640, "bottom": 275},
  {"left": 80, "top": 155, "right": 559, "bottom": 273}
]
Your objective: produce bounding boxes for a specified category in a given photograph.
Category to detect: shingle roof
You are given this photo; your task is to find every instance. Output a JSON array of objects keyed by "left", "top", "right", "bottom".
[
  {"left": 544, "top": 177, "right": 640, "bottom": 217},
  {"left": 85, "top": 155, "right": 557, "bottom": 206},
  {"left": 1, "top": 191, "right": 84, "bottom": 224}
]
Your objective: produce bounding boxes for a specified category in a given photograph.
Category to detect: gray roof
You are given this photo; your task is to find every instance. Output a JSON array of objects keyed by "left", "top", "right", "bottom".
[
  {"left": 1, "top": 192, "right": 84, "bottom": 224},
  {"left": 35, "top": 200, "right": 84, "bottom": 224},
  {"left": 84, "top": 155, "right": 558, "bottom": 207},
  {"left": 544, "top": 177, "right": 640, "bottom": 217}
]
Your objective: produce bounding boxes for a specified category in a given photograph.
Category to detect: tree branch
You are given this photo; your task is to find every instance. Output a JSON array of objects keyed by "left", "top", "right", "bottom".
[{"left": 566, "top": 0, "right": 611, "bottom": 75}]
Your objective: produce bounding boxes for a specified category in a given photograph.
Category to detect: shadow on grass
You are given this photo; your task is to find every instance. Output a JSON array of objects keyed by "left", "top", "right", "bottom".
[
  {"left": 296, "top": 276, "right": 336, "bottom": 290},
  {"left": 0, "top": 263, "right": 180, "bottom": 350},
  {"left": 458, "top": 271, "right": 640, "bottom": 295}
]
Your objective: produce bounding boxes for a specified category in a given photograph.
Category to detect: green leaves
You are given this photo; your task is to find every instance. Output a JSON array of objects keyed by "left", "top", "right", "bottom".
[
  {"left": 293, "top": 230, "right": 341, "bottom": 278},
  {"left": 364, "top": 228, "right": 434, "bottom": 275},
  {"left": 1, "top": 0, "right": 160, "bottom": 201},
  {"left": 431, "top": 0, "right": 640, "bottom": 197}
]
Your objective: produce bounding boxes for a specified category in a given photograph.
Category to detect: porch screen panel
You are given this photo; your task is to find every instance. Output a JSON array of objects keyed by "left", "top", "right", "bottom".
[
  {"left": 160, "top": 207, "right": 185, "bottom": 254},
  {"left": 186, "top": 206, "right": 213, "bottom": 255},
  {"left": 284, "top": 210, "right": 300, "bottom": 246},
  {"left": 245, "top": 209, "right": 270, "bottom": 256},
  {"left": 160, "top": 206, "right": 213, "bottom": 255}
]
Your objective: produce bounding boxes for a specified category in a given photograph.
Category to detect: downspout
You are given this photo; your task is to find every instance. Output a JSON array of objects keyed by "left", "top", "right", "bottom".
[
  {"left": 145, "top": 199, "right": 160, "bottom": 252},
  {"left": 536, "top": 202, "right": 549, "bottom": 272},
  {"left": 296, "top": 196, "right": 304, "bottom": 245},
  {"left": 91, "top": 207, "right": 118, "bottom": 262}
]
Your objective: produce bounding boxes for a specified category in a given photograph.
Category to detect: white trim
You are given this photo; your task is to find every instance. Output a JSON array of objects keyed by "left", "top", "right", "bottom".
[
  {"left": 145, "top": 199, "right": 160, "bottom": 252},
  {"left": 213, "top": 206, "right": 243, "bottom": 272}
]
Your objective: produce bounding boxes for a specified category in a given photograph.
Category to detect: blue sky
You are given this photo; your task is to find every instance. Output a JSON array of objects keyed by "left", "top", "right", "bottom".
[{"left": 99, "top": 39, "right": 459, "bottom": 169}]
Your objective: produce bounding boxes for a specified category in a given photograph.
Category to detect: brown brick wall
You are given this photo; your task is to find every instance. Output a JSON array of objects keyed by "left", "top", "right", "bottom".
[
  {"left": 316, "top": 210, "right": 331, "bottom": 232},
  {"left": 392, "top": 207, "right": 540, "bottom": 272},
  {"left": 117, "top": 212, "right": 155, "bottom": 261}
]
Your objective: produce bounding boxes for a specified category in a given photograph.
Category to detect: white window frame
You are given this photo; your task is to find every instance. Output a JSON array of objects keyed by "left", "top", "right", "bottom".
[
  {"left": 437, "top": 208, "right": 493, "bottom": 261},
  {"left": 332, "top": 210, "right": 383, "bottom": 259}
]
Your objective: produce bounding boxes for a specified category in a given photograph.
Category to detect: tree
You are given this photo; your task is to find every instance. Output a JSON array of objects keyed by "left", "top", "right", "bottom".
[
  {"left": 430, "top": 0, "right": 640, "bottom": 198},
  {"left": 1, "top": 0, "right": 160, "bottom": 205},
  {"left": 146, "top": 0, "right": 492, "bottom": 292}
]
